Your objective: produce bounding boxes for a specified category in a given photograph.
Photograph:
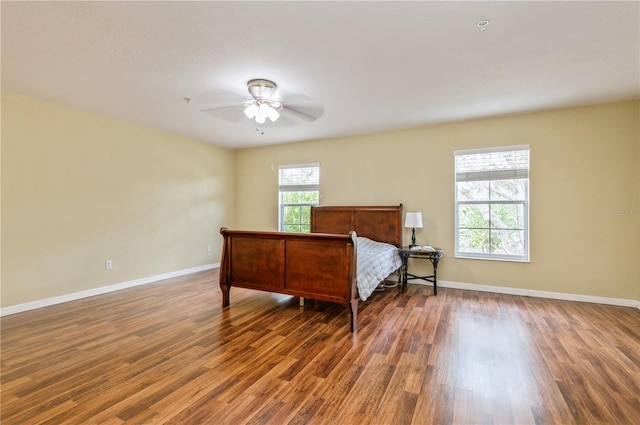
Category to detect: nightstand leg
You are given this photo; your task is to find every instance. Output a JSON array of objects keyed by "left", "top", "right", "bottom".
[
  {"left": 400, "top": 253, "right": 410, "bottom": 292},
  {"left": 403, "top": 262, "right": 408, "bottom": 291},
  {"left": 431, "top": 257, "right": 440, "bottom": 295}
]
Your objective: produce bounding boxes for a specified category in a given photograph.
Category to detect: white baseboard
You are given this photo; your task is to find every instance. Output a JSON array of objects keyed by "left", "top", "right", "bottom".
[
  {"left": 0, "top": 263, "right": 219, "bottom": 317},
  {"left": 410, "top": 279, "right": 640, "bottom": 309}
]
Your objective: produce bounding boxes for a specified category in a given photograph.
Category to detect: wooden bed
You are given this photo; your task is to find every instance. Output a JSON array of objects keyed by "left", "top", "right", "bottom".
[{"left": 218, "top": 204, "right": 403, "bottom": 332}]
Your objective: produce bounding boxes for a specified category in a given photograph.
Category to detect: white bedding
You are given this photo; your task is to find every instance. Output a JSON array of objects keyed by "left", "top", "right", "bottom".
[{"left": 357, "top": 237, "right": 402, "bottom": 301}]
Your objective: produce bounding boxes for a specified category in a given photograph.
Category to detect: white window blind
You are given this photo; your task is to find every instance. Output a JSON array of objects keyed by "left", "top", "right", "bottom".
[
  {"left": 455, "top": 146, "right": 530, "bottom": 182},
  {"left": 278, "top": 164, "right": 320, "bottom": 192}
]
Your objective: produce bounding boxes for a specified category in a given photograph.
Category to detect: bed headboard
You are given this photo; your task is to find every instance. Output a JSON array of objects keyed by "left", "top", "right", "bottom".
[{"left": 310, "top": 204, "right": 403, "bottom": 247}]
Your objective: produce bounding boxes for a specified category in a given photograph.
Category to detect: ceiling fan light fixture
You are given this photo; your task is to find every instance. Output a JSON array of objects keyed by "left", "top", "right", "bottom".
[
  {"left": 255, "top": 103, "right": 280, "bottom": 124},
  {"left": 255, "top": 105, "right": 267, "bottom": 124},
  {"left": 245, "top": 101, "right": 280, "bottom": 124},
  {"left": 266, "top": 105, "right": 280, "bottom": 122},
  {"left": 243, "top": 102, "right": 258, "bottom": 119}
]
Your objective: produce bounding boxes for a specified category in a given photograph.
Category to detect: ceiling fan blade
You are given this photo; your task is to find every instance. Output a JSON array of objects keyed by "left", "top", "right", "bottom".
[
  {"left": 195, "top": 89, "right": 246, "bottom": 106},
  {"left": 201, "top": 105, "right": 245, "bottom": 122},
  {"left": 277, "top": 89, "right": 312, "bottom": 104},
  {"left": 281, "top": 104, "right": 324, "bottom": 122}
]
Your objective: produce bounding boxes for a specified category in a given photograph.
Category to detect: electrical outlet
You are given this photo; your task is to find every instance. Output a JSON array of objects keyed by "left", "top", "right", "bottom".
[
  {"left": 207, "top": 244, "right": 212, "bottom": 252},
  {"left": 105, "top": 260, "right": 113, "bottom": 270}
]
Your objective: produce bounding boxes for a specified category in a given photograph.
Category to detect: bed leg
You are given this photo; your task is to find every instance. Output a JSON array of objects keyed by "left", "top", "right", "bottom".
[
  {"left": 299, "top": 297, "right": 305, "bottom": 306},
  {"left": 221, "top": 285, "right": 230, "bottom": 307},
  {"left": 350, "top": 299, "right": 358, "bottom": 332}
]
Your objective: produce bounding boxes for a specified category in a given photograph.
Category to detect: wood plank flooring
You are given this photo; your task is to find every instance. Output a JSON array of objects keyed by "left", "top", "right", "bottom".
[{"left": 1, "top": 270, "right": 639, "bottom": 424}]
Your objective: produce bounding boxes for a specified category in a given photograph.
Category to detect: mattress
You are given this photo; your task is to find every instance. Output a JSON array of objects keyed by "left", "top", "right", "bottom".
[{"left": 357, "top": 237, "right": 402, "bottom": 301}]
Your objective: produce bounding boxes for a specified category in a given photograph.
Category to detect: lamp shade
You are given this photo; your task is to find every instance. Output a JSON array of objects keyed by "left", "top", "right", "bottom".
[{"left": 405, "top": 212, "right": 423, "bottom": 228}]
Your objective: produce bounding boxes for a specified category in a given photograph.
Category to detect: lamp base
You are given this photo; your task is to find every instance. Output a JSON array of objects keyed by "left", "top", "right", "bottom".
[{"left": 409, "top": 228, "right": 417, "bottom": 248}]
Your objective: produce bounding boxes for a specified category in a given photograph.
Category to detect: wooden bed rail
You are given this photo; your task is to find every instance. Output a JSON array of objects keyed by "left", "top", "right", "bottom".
[{"left": 219, "top": 228, "right": 360, "bottom": 331}]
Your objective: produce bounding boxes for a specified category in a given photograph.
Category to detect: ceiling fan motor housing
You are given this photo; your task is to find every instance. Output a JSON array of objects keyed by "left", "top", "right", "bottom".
[{"left": 247, "top": 79, "right": 277, "bottom": 101}]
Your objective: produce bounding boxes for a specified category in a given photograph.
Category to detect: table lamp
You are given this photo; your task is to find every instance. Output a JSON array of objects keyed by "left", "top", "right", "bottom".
[{"left": 405, "top": 212, "right": 423, "bottom": 248}]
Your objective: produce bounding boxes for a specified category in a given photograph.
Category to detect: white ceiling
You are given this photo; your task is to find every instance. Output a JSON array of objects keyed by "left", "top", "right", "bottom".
[{"left": 2, "top": 1, "right": 639, "bottom": 150}]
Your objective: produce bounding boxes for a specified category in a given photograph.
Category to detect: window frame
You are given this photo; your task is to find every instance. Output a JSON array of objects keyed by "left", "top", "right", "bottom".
[
  {"left": 278, "top": 163, "right": 320, "bottom": 233},
  {"left": 454, "top": 145, "right": 530, "bottom": 262}
]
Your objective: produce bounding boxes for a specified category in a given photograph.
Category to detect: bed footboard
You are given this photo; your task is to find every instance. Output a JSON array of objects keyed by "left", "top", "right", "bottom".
[{"left": 219, "top": 228, "right": 360, "bottom": 331}]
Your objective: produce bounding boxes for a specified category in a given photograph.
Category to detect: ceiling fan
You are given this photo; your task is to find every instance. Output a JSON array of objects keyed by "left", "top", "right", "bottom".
[{"left": 200, "top": 79, "right": 323, "bottom": 126}]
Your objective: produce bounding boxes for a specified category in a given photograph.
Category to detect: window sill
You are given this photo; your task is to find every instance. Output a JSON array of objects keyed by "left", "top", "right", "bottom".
[{"left": 455, "top": 253, "right": 530, "bottom": 263}]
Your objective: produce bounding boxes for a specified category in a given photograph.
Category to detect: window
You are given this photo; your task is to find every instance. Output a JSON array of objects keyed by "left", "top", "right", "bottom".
[
  {"left": 278, "top": 163, "right": 320, "bottom": 233},
  {"left": 454, "top": 146, "right": 530, "bottom": 262}
]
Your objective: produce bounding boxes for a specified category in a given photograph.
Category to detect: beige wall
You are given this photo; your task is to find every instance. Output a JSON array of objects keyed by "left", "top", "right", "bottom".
[
  {"left": 1, "top": 92, "right": 235, "bottom": 307},
  {"left": 235, "top": 100, "right": 640, "bottom": 301},
  {"left": 2, "top": 93, "right": 637, "bottom": 308}
]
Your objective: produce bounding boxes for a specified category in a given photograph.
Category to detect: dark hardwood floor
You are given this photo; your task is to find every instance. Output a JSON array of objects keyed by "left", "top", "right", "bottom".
[{"left": 1, "top": 269, "right": 639, "bottom": 424}]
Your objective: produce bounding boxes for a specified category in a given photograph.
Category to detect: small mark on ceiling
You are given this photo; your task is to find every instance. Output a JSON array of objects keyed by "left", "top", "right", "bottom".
[{"left": 477, "top": 19, "right": 490, "bottom": 31}]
